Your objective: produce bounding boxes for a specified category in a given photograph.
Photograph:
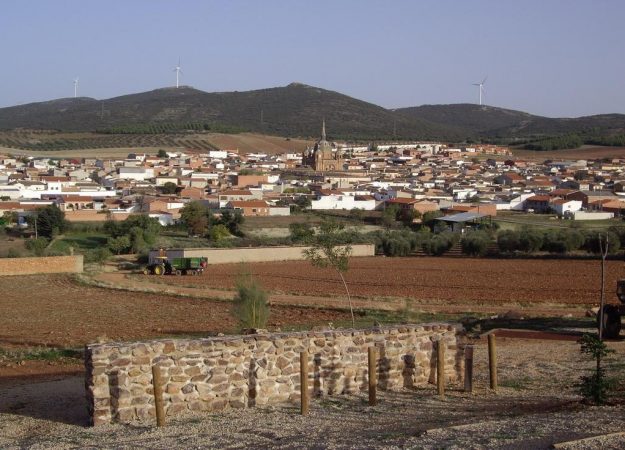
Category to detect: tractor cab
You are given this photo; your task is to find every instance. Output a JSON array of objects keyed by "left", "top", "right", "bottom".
[{"left": 598, "top": 280, "right": 625, "bottom": 339}]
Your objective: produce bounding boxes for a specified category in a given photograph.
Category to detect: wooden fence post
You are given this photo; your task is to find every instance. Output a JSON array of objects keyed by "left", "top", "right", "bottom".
[
  {"left": 300, "top": 351, "right": 309, "bottom": 415},
  {"left": 436, "top": 340, "right": 445, "bottom": 398},
  {"left": 464, "top": 345, "right": 474, "bottom": 393},
  {"left": 488, "top": 333, "right": 497, "bottom": 392},
  {"left": 151, "top": 365, "right": 165, "bottom": 427},
  {"left": 368, "top": 346, "right": 377, "bottom": 406}
]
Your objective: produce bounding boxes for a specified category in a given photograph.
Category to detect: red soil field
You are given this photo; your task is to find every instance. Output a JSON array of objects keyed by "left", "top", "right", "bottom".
[
  {"left": 157, "top": 257, "right": 625, "bottom": 306},
  {"left": 0, "top": 275, "right": 348, "bottom": 349}
]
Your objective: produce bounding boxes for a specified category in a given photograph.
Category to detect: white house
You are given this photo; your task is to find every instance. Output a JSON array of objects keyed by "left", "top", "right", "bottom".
[
  {"left": 311, "top": 193, "right": 376, "bottom": 210},
  {"left": 551, "top": 199, "right": 583, "bottom": 217}
]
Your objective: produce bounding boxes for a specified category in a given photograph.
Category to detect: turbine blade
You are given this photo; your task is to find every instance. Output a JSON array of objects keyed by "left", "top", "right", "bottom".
[{"left": 482, "top": 76, "right": 488, "bottom": 84}]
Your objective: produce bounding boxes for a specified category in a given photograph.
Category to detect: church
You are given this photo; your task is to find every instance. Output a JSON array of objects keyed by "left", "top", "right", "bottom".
[{"left": 302, "top": 121, "right": 344, "bottom": 172}]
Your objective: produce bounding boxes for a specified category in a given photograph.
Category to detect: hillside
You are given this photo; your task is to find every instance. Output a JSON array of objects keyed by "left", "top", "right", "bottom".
[
  {"left": 396, "top": 104, "right": 625, "bottom": 140},
  {"left": 0, "top": 84, "right": 624, "bottom": 145},
  {"left": 0, "top": 84, "right": 460, "bottom": 141}
]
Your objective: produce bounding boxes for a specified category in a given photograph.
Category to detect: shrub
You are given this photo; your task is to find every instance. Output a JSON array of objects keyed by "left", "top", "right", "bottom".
[
  {"left": 497, "top": 230, "right": 521, "bottom": 253},
  {"left": 108, "top": 236, "right": 131, "bottom": 255},
  {"left": 6, "top": 248, "right": 21, "bottom": 258},
  {"left": 289, "top": 222, "right": 315, "bottom": 243},
  {"left": 209, "top": 224, "right": 231, "bottom": 242},
  {"left": 84, "top": 247, "right": 112, "bottom": 264},
  {"left": 232, "top": 272, "right": 270, "bottom": 329},
  {"left": 578, "top": 334, "right": 615, "bottom": 404},
  {"left": 518, "top": 228, "right": 543, "bottom": 253},
  {"left": 584, "top": 231, "right": 621, "bottom": 254},
  {"left": 422, "top": 232, "right": 457, "bottom": 256},
  {"left": 25, "top": 237, "right": 49, "bottom": 256},
  {"left": 461, "top": 230, "right": 491, "bottom": 256}
]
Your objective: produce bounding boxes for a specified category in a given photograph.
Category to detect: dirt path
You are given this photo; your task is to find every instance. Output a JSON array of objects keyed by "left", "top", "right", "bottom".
[
  {"left": 93, "top": 271, "right": 590, "bottom": 318},
  {"left": 1, "top": 339, "right": 624, "bottom": 449}
]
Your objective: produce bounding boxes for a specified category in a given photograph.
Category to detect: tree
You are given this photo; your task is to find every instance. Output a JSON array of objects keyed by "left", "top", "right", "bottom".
[
  {"left": 303, "top": 220, "right": 355, "bottom": 327},
  {"left": 108, "top": 236, "right": 131, "bottom": 255},
  {"left": 497, "top": 230, "right": 521, "bottom": 253},
  {"left": 209, "top": 224, "right": 230, "bottom": 242},
  {"left": 578, "top": 334, "right": 615, "bottom": 404},
  {"left": 381, "top": 204, "right": 400, "bottom": 229},
  {"left": 461, "top": 230, "right": 491, "bottom": 256},
  {"left": 33, "top": 205, "right": 67, "bottom": 238},
  {"left": 180, "top": 201, "right": 211, "bottom": 236},
  {"left": 220, "top": 210, "right": 244, "bottom": 236},
  {"left": 157, "top": 149, "right": 168, "bottom": 158},
  {"left": 289, "top": 222, "right": 315, "bottom": 243},
  {"left": 518, "top": 228, "right": 543, "bottom": 253},
  {"left": 26, "top": 237, "right": 48, "bottom": 256},
  {"left": 232, "top": 270, "right": 270, "bottom": 329},
  {"left": 160, "top": 182, "right": 178, "bottom": 195}
]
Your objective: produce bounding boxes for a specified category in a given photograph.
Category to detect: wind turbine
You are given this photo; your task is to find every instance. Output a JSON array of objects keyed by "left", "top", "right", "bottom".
[
  {"left": 173, "top": 58, "right": 182, "bottom": 88},
  {"left": 73, "top": 77, "right": 79, "bottom": 98},
  {"left": 472, "top": 76, "right": 487, "bottom": 106}
]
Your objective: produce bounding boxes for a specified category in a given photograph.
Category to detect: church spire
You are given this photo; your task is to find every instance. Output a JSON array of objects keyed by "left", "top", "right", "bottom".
[{"left": 321, "top": 118, "right": 326, "bottom": 141}]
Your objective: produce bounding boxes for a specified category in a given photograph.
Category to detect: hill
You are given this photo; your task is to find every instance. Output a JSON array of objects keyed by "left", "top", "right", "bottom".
[
  {"left": 0, "top": 84, "right": 624, "bottom": 146},
  {"left": 395, "top": 104, "right": 625, "bottom": 141},
  {"left": 0, "top": 84, "right": 460, "bottom": 141}
]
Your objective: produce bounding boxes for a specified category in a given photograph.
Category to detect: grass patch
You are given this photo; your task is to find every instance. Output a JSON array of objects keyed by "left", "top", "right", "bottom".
[
  {"left": 0, "top": 347, "right": 82, "bottom": 363},
  {"left": 51, "top": 232, "right": 109, "bottom": 252}
]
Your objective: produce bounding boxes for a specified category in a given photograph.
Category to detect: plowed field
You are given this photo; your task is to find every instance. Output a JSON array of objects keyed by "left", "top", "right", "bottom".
[
  {"left": 153, "top": 257, "right": 625, "bottom": 305},
  {"left": 0, "top": 275, "right": 349, "bottom": 349}
]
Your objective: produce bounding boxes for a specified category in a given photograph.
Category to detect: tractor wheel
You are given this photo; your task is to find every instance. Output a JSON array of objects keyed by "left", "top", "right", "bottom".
[
  {"left": 175, "top": 270, "right": 182, "bottom": 276},
  {"left": 143, "top": 267, "right": 150, "bottom": 275},
  {"left": 597, "top": 305, "right": 622, "bottom": 339},
  {"left": 153, "top": 265, "right": 165, "bottom": 276}
]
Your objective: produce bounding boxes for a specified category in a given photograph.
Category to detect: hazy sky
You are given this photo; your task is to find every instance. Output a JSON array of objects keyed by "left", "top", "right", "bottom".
[{"left": 1, "top": 0, "right": 624, "bottom": 117}]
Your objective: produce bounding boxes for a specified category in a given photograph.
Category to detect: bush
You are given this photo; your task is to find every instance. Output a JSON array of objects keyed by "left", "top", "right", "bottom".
[
  {"left": 232, "top": 272, "right": 270, "bottom": 329},
  {"left": 422, "top": 232, "right": 457, "bottom": 256},
  {"left": 578, "top": 334, "right": 615, "bottom": 404},
  {"left": 497, "top": 230, "right": 521, "bottom": 253},
  {"left": 6, "top": 248, "right": 21, "bottom": 258},
  {"left": 108, "top": 236, "right": 131, "bottom": 255},
  {"left": 289, "top": 222, "right": 315, "bottom": 243},
  {"left": 25, "top": 237, "right": 49, "bottom": 256},
  {"left": 209, "top": 224, "right": 231, "bottom": 242},
  {"left": 461, "top": 230, "right": 491, "bottom": 256},
  {"left": 518, "top": 228, "right": 543, "bottom": 253},
  {"left": 583, "top": 231, "right": 621, "bottom": 254},
  {"left": 84, "top": 248, "right": 112, "bottom": 264},
  {"left": 376, "top": 230, "right": 418, "bottom": 256}
]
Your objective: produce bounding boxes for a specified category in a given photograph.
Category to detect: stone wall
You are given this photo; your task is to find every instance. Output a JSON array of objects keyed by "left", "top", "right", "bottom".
[
  {"left": 148, "top": 244, "right": 375, "bottom": 265},
  {"left": 0, "top": 255, "right": 83, "bottom": 276},
  {"left": 86, "top": 323, "right": 464, "bottom": 426}
]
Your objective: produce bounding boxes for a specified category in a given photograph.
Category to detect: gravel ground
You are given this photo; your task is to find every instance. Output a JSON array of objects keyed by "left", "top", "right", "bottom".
[{"left": 1, "top": 338, "right": 624, "bottom": 449}]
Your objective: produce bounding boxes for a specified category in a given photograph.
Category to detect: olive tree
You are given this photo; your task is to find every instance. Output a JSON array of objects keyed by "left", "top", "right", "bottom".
[{"left": 303, "top": 220, "right": 355, "bottom": 328}]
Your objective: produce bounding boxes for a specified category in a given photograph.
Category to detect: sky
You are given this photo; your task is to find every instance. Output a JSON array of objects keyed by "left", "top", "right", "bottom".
[{"left": 1, "top": 0, "right": 624, "bottom": 117}]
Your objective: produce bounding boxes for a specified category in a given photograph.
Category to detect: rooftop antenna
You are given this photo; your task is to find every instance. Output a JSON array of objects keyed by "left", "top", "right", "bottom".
[
  {"left": 173, "top": 58, "right": 182, "bottom": 88},
  {"left": 73, "top": 77, "right": 79, "bottom": 98},
  {"left": 472, "top": 76, "right": 487, "bottom": 105}
]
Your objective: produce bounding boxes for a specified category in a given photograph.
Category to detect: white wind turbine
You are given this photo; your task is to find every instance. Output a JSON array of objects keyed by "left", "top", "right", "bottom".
[
  {"left": 173, "top": 58, "right": 182, "bottom": 88},
  {"left": 73, "top": 77, "right": 79, "bottom": 98},
  {"left": 472, "top": 76, "right": 487, "bottom": 105}
]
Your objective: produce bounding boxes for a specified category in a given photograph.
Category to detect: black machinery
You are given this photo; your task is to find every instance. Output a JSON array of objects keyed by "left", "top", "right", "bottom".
[{"left": 599, "top": 280, "right": 625, "bottom": 339}]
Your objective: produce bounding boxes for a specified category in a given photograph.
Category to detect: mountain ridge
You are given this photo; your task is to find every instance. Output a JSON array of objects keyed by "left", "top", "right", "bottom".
[{"left": 0, "top": 84, "right": 623, "bottom": 142}]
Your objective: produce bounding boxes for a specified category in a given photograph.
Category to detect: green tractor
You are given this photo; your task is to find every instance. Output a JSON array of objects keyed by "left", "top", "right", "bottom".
[
  {"left": 143, "top": 256, "right": 208, "bottom": 276},
  {"left": 598, "top": 280, "right": 625, "bottom": 339}
]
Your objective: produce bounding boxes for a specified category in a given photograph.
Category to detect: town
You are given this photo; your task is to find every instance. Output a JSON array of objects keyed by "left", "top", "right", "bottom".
[{"left": 1, "top": 128, "right": 622, "bottom": 233}]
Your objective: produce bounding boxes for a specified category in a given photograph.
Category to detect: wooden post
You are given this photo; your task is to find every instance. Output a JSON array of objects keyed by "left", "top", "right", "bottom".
[
  {"left": 151, "top": 365, "right": 165, "bottom": 427},
  {"left": 436, "top": 340, "right": 445, "bottom": 397},
  {"left": 368, "top": 346, "right": 377, "bottom": 406},
  {"left": 488, "top": 333, "right": 497, "bottom": 392},
  {"left": 464, "top": 345, "right": 474, "bottom": 393},
  {"left": 300, "top": 351, "right": 309, "bottom": 415}
]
